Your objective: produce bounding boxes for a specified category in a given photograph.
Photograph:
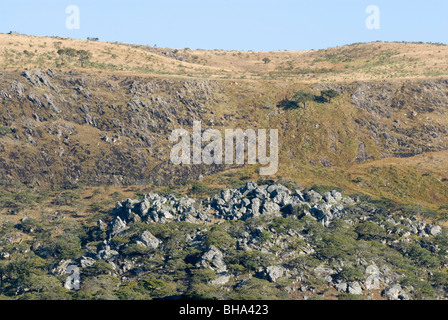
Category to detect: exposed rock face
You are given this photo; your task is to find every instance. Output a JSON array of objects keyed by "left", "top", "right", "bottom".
[
  {"left": 347, "top": 282, "right": 363, "bottom": 295},
  {"left": 3, "top": 68, "right": 448, "bottom": 188},
  {"left": 207, "top": 182, "right": 353, "bottom": 226},
  {"left": 112, "top": 192, "right": 212, "bottom": 226},
  {"left": 426, "top": 225, "right": 442, "bottom": 236}
]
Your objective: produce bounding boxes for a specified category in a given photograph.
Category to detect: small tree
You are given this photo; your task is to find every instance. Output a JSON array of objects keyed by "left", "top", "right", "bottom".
[
  {"left": 77, "top": 50, "right": 92, "bottom": 68},
  {"left": 292, "top": 90, "right": 314, "bottom": 108},
  {"left": 262, "top": 57, "right": 271, "bottom": 64},
  {"left": 57, "top": 48, "right": 77, "bottom": 64},
  {"left": 320, "top": 89, "right": 340, "bottom": 103}
]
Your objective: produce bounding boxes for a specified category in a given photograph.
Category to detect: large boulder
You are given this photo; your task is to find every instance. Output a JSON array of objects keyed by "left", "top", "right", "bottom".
[
  {"left": 382, "top": 284, "right": 412, "bottom": 300},
  {"left": 304, "top": 190, "right": 322, "bottom": 204},
  {"left": 111, "top": 216, "right": 128, "bottom": 235},
  {"left": 264, "top": 266, "right": 285, "bottom": 282},
  {"left": 365, "top": 265, "right": 381, "bottom": 290},
  {"left": 261, "top": 201, "right": 281, "bottom": 215},
  {"left": 196, "top": 246, "right": 227, "bottom": 273},
  {"left": 138, "top": 231, "right": 161, "bottom": 249},
  {"left": 426, "top": 224, "right": 442, "bottom": 236},
  {"left": 347, "top": 281, "right": 363, "bottom": 295}
]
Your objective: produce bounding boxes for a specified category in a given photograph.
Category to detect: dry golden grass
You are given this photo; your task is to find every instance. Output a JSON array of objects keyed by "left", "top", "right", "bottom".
[{"left": 2, "top": 33, "right": 448, "bottom": 82}]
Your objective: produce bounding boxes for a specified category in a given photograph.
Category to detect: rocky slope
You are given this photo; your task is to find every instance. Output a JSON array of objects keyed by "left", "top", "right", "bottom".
[
  {"left": 4, "top": 182, "right": 446, "bottom": 300},
  {"left": 1, "top": 36, "right": 448, "bottom": 300},
  {"left": 2, "top": 68, "right": 448, "bottom": 198}
]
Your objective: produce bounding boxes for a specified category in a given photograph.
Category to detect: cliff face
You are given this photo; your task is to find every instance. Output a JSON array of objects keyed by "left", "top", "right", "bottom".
[{"left": 1, "top": 68, "right": 448, "bottom": 188}]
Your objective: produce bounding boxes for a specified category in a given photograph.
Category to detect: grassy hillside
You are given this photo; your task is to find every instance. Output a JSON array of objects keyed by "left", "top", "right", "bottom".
[
  {"left": 2, "top": 33, "right": 448, "bottom": 302},
  {"left": 1, "top": 33, "right": 448, "bottom": 207},
  {"left": 2, "top": 33, "right": 448, "bottom": 81}
]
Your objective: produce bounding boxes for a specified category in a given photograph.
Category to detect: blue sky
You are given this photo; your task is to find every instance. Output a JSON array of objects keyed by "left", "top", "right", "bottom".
[{"left": 1, "top": 0, "right": 447, "bottom": 51}]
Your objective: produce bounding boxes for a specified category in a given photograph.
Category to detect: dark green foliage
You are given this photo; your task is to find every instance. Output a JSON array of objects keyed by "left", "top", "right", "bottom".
[
  {"left": 204, "top": 226, "right": 236, "bottom": 251},
  {"left": 309, "top": 185, "right": 344, "bottom": 194},
  {"left": 355, "top": 221, "right": 386, "bottom": 241},
  {"left": 49, "top": 234, "right": 83, "bottom": 259},
  {"left": 405, "top": 244, "right": 439, "bottom": 269},
  {"left": 337, "top": 293, "right": 362, "bottom": 300},
  {"left": 120, "top": 243, "right": 150, "bottom": 256},
  {"left": 400, "top": 277, "right": 436, "bottom": 299},
  {"left": 256, "top": 178, "right": 275, "bottom": 185},
  {"left": 262, "top": 57, "right": 271, "bottom": 64},
  {"left": 277, "top": 179, "right": 302, "bottom": 191},
  {"left": 290, "top": 90, "right": 315, "bottom": 109},
  {"left": 320, "top": 89, "right": 340, "bottom": 103},
  {"left": 338, "top": 267, "right": 364, "bottom": 282},
  {"left": 83, "top": 261, "right": 114, "bottom": 277},
  {"left": 430, "top": 272, "right": 448, "bottom": 292},
  {"left": 0, "top": 126, "right": 12, "bottom": 135},
  {"left": 229, "top": 278, "right": 285, "bottom": 300},
  {"left": 117, "top": 277, "right": 176, "bottom": 300},
  {"left": 236, "top": 251, "right": 275, "bottom": 272},
  {"left": 281, "top": 89, "right": 340, "bottom": 109}
]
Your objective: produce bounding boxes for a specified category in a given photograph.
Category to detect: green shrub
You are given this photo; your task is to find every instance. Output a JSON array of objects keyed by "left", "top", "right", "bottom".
[
  {"left": 205, "top": 227, "right": 236, "bottom": 251},
  {"left": 355, "top": 221, "right": 386, "bottom": 241},
  {"left": 83, "top": 261, "right": 114, "bottom": 277},
  {"left": 0, "top": 126, "right": 12, "bottom": 135},
  {"left": 339, "top": 267, "right": 364, "bottom": 282},
  {"left": 50, "top": 234, "right": 83, "bottom": 259},
  {"left": 400, "top": 277, "right": 435, "bottom": 299},
  {"left": 406, "top": 244, "right": 440, "bottom": 269}
]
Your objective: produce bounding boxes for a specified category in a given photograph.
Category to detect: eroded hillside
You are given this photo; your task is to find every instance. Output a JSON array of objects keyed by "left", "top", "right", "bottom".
[{"left": 1, "top": 64, "right": 448, "bottom": 205}]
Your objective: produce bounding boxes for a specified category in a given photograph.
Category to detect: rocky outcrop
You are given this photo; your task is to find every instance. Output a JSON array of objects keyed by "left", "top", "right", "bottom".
[
  {"left": 382, "top": 284, "right": 412, "bottom": 300},
  {"left": 44, "top": 181, "right": 445, "bottom": 300}
]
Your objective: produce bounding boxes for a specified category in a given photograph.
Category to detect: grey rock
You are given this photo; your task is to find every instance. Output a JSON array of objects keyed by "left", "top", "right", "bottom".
[
  {"left": 323, "top": 192, "right": 337, "bottom": 204},
  {"left": 262, "top": 201, "right": 281, "bottom": 215},
  {"left": 64, "top": 265, "right": 80, "bottom": 290},
  {"left": 98, "top": 242, "right": 119, "bottom": 261},
  {"left": 347, "top": 281, "right": 363, "bottom": 295},
  {"left": 365, "top": 264, "right": 381, "bottom": 290},
  {"left": 382, "top": 284, "right": 412, "bottom": 300},
  {"left": 139, "top": 230, "right": 161, "bottom": 249},
  {"left": 52, "top": 259, "right": 72, "bottom": 275},
  {"left": 305, "top": 190, "right": 323, "bottom": 204},
  {"left": 0, "top": 252, "right": 10, "bottom": 259},
  {"left": 196, "top": 246, "right": 227, "bottom": 273},
  {"left": 250, "top": 198, "right": 261, "bottom": 217},
  {"left": 265, "top": 266, "right": 284, "bottom": 282},
  {"left": 242, "top": 181, "right": 257, "bottom": 194},
  {"left": 294, "top": 189, "right": 306, "bottom": 202},
  {"left": 335, "top": 282, "right": 348, "bottom": 292},
  {"left": 80, "top": 256, "right": 96, "bottom": 268},
  {"left": 97, "top": 219, "right": 108, "bottom": 231},
  {"left": 210, "top": 274, "right": 230, "bottom": 285},
  {"left": 331, "top": 190, "right": 343, "bottom": 201},
  {"left": 426, "top": 225, "right": 442, "bottom": 236},
  {"left": 314, "top": 266, "right": 335, "bottom": 278},
  {"left": 111, "top": 216, "right": 127, "bottom": 235}
]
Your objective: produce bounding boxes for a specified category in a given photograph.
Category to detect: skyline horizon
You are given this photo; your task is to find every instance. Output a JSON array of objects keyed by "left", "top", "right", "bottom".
[
  {"left": 2, "top": 31, "right": 447, "bottom": 52},
  {"left": 1, "top": 1, "right": 447, "bottom": 51}
]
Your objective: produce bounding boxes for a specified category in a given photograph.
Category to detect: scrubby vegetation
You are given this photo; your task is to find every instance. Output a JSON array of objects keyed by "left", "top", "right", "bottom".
[{"left": 0, "top": 181, "right": 447, "bottom": 300}]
